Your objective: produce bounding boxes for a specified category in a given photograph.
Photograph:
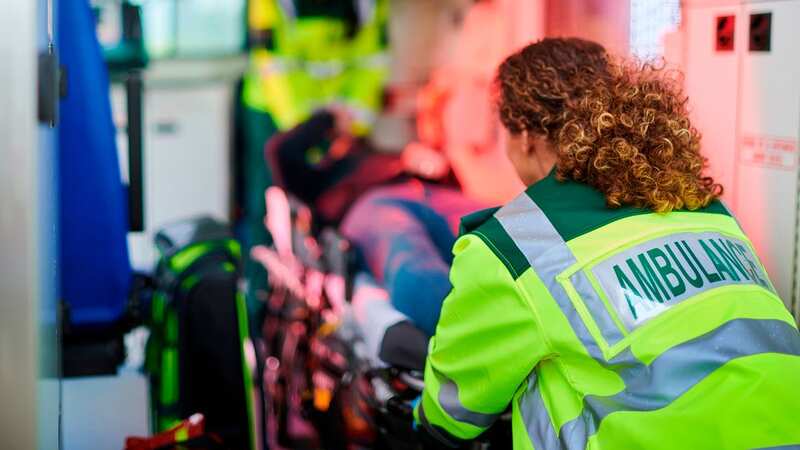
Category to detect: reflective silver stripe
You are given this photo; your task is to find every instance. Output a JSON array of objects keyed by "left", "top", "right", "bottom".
[
  {"left": 356, "top": 0, "right": 375, "bottom": 25},
  {"left": 256, "top": 57, "right": 297, "bottom": 76},
  {"left": 753, "top": 446, "right": 800, "bottom": 450},
  {"left": 277, "top": 0, "right": 296, "bottom": 20},
  {"left": 258, "top": 57, "right": 348, "bottom": 78},
  {"left": 495, "top": 194, "right": 609, "bottom": 360},
  {"left": 539, "top": 319, "right": 800, "bottom": 449},
  {"left": 494, "top": 194, "right": 566, "bottom": 271},
  {"left": 435, "top": 370, "right": 500, "bottom": 429},
  {"left": 571, "top": 271, "right": 625, "bottom": 346},
  {"left": 497, "top": 193, "right": 612, "bottom": 449},
  {"left": 519, "top": 373, "right": 561, "bottom": 450},
  {"left": 356, "top": 52, "right": 390, "bottom": 69},
  {"left": 305, "top": 60, "right": 346, "bottom": 79}
]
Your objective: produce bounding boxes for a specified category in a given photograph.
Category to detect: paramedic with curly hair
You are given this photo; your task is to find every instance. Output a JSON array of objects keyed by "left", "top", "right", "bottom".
[{"left": 414, "top": 37, "right": 800, "bottom": 450}]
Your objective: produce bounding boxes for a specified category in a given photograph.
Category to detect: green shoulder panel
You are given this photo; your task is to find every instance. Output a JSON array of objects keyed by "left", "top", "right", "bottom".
[
  {"left": 458, "top": 207, "right": 499, "bottom": 236},
  {"left": 528, "top": 170, "right": 731, "bottom": 243},
  {"left": 461, "top": 207, "right": 530, "bottom": 280}
]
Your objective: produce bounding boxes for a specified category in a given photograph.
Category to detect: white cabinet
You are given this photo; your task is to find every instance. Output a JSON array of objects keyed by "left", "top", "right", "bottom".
[
  {"left": 735, "top": 1, "right": 800, "bottom": 315},
  {"left": 112, "top": 71, "right": 236, "bottom": 271},
  {"left": 682, "top": 0, "right": 800, "bottom": 317}
]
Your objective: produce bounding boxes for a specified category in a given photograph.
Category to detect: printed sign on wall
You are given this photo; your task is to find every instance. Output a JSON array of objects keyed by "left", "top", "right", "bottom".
[{"left": 740, "top": 134, "right": 798, "bottom": 170}]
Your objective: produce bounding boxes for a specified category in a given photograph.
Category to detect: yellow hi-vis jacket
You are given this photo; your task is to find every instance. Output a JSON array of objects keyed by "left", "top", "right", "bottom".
[
  {"left": 243, "top": 0, "right": 388, "bottom": 134},
  {"left": 415, "top": 170, "right": 800, "bottom": 449}
]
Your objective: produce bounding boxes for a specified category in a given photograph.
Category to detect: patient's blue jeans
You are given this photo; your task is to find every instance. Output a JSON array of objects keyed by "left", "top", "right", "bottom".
[{"left": 340, "top": 180, "right": 485, "bottom": 336}]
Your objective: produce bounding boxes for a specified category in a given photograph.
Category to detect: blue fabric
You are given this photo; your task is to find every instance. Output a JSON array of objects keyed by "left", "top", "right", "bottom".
[
  {"left": 57, "top": 0, "right": 131, "bottom": 326},
  {"left": 340, "top": 181, "right": 484, "bottom": 336}
]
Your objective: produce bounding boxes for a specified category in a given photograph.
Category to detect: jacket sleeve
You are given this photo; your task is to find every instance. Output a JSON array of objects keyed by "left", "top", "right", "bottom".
[
  {"left": 413, "top": 233, "right": 551, "bottom": 444},
  {"left": 243, "top": 0, "right": 306, "bottom": 128}
]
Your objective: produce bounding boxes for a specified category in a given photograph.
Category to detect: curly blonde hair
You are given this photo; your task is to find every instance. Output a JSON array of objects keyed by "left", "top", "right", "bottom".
[{"left": 496, "top": 38, "right": 722, "bottom": 212}]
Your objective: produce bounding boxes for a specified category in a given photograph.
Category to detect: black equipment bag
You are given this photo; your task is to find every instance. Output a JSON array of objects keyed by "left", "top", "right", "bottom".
[{"left": 146, "top": 217, "right": 255, "bottom": 450}]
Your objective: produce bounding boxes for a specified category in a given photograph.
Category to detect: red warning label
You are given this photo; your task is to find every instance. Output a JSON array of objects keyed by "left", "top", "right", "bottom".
[{"left": 740, "top": 134, "right": 798, "bottom": 170}]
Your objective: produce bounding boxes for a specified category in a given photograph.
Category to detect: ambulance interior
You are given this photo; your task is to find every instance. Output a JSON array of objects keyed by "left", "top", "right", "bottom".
[{"left": 2, "top": 0, "right": 799, "bottom": 448}]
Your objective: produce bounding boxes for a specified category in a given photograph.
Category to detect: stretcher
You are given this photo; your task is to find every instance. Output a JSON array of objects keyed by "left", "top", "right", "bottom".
[{"left": 252, "top": 186, "right": 511, "bottom": 449}]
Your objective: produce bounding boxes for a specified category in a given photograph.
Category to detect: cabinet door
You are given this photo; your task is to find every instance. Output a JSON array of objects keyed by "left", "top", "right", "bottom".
[
  {"left": 117, "top": 83, "right": 233, "bottom": 270},
  {"left": 734, "top": 1, "right": 800, "bottom": 310}
]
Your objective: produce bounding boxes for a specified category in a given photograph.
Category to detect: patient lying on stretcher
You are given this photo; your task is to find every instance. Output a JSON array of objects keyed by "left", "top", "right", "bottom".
[
  {"left": 266, "top": 105, "right": 487, "bottom": 338},
  {"left": 264, "top": 0, "right": 523, "bottom": 342}
]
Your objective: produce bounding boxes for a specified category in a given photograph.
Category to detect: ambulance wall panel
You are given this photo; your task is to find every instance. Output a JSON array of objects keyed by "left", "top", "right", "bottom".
[
  {"left": 682, "top": 1, "right": 742, "bottom": 207},
  {"left": 387, "top": 0, "right": 469, "bottom": 86},
  {"left": 682, "top": 0, "right": 800, "bottom": 315},
  {"left": 734, "top": 0, "right": 800, "bottom": 311},
  {"left": 503, "top": 0, "right": 546, "bottom": 50},
  {"left": 545, "top": 0, "right": 630, "bottom": 55}
]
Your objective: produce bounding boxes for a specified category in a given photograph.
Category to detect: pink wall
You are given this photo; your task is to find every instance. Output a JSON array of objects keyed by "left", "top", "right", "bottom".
[{"left": 545, "top": 0, "right": 630, "bottom": 55}]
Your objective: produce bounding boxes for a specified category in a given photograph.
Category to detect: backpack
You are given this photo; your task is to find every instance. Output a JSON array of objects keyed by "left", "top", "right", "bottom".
[{"left": 146, "top": 217, "right": 255, "bottom": 449}]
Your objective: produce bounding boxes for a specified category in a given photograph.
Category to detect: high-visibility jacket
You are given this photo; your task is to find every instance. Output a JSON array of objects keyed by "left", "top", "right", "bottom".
[
  {"left": 414, "top": 170, "right": 800, "bottom": 449},
  {"left": 243, "top": 0, "right": 389, "bottom": 134}
]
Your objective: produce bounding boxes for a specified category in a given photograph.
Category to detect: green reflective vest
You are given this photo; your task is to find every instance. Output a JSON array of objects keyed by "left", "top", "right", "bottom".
[
  {"left": 242, "top": 0, "right": 388, "bottom": 134},
  {"left": 414, "top": 170, "right": 800, "bottom": 449}
]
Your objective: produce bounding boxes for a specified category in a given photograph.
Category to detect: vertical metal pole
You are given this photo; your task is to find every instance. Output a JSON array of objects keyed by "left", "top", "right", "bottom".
[{"left": 126, "top": 71, "right": 145, "bottom": 232}]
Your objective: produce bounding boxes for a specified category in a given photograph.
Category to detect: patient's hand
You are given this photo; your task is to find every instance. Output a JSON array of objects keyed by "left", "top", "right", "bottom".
[{"left": 402, "top": 141, "right": 450, "bottom": 180}]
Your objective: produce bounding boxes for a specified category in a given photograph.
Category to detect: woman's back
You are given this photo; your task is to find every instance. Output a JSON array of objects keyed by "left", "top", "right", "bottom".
[{"left": 456, "top": 170, "right": 800, "bottom": 449}]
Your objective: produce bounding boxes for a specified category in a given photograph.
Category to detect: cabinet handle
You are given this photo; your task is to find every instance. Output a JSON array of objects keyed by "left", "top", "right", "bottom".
[{"left": 154, "top": 121, "right": 179, "bottom": 135}]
